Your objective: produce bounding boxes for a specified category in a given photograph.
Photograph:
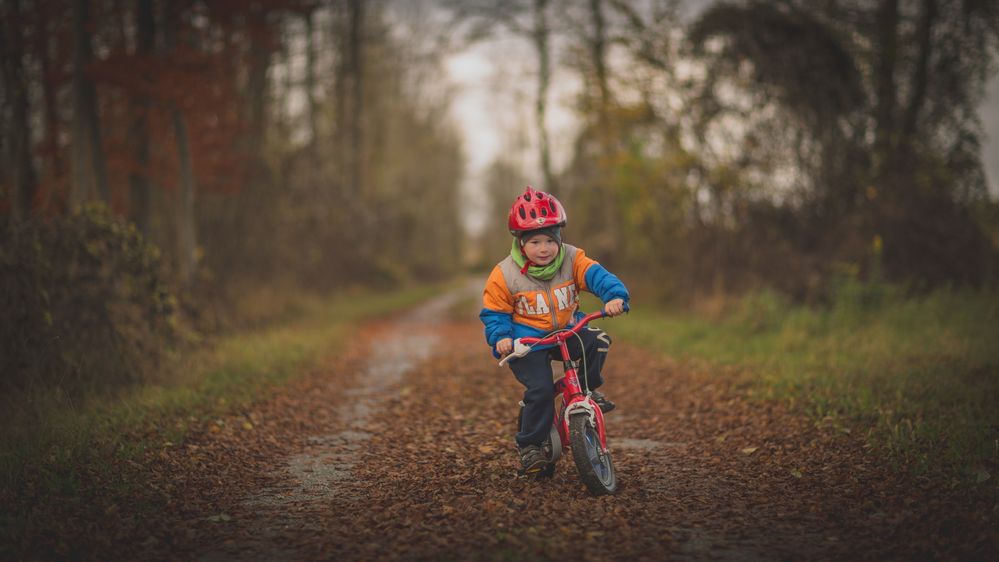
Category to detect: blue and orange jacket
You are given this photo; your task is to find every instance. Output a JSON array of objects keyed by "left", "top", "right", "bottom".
[{"left": 480, "top": 244, "right": 629, "bottom": 355}]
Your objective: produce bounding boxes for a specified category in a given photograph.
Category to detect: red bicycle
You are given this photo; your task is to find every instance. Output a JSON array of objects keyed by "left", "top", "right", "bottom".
[{"left": 499, "top": 306, "right": 627, "bottom": 495}]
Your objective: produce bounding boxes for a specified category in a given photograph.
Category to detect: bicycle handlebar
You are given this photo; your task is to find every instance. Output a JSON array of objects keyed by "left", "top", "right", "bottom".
[
  {"left": 519, "top": 311, "right": 603, "bottom": 346},
  {"left": 497, "top": 303, "right": 629, "bottom": 366}
]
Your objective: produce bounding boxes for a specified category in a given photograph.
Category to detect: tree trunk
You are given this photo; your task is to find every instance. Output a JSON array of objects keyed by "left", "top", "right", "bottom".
[
  {"left": 129, "top": 0, "right": 155, "bottom": 237},
  {"left": 173, "top": 112, "right": 197, "bottom": 287},
  {"left": 334, "top": 3, "right": 348, "bottom": 191},
  {"left": 589, "top": 0, "right": 611, "bottom": 127},
  {"left": 71, "top": 0, "right": 110, "bottom": 205},
  {"left": 163, "top": 3, "right": 198, "bottom": 287},
  {"left": 0, "top": 34, "right": 8, "bottom": 218},
  {"left": 246, "top": 17, "right": 269, "bottom": 152},
  {"left": 0, "top": 0, "right": 37, "bottom": 220},
  {"left": 532, "top": 0, "right": 556, "bottom": 192},
  {"left": 588, "top": 0, "right": 620, "bottom": 259},
  {"left": 873, "top": 0, "right": 898, "bottom": 184},
  {"left": 347, "top": 0, "right": 365, "bottom": 201},
  {"left": 901, "top": 0, "right": 936, "bottom": 143},
  {"left": 36, "top": 3, "right": 65, "bottom": 211},
  {"left": 279, "top": 20, "right": 294, "bottom": 132},
  {"left": 305, "top": 9, "right": 318, "bottom": 151},
  {"left": 70, "top": 0, "right": 90, "bottom": 205}
]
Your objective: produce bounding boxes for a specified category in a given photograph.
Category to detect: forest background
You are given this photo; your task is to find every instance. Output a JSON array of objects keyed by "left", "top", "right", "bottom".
[{"left": 1, "top": 0, "right": 998, "bottom": 503}]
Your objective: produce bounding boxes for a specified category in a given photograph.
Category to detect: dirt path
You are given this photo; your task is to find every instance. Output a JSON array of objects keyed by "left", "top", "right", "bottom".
[
  {"left": 14, "top": 290, "right": 993, "bottom": 560},
  {"left": 192, "top": 290, "right": 465, "bottom": 561}
]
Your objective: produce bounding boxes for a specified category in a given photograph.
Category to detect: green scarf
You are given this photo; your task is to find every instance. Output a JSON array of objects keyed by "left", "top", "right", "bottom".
[{"left": 510, "top": 239, "right": 565, "bottom": 281}]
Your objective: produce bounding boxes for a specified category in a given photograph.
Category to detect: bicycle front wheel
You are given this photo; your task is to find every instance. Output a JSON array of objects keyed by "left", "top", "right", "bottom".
[{"left": 569, "top": 412, "right": 617, "bottom": 495}]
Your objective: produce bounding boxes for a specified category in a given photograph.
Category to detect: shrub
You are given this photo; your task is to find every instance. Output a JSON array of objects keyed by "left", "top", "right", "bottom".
[{"left": 0, "top": 205, "right": 178, "bottom": 395}]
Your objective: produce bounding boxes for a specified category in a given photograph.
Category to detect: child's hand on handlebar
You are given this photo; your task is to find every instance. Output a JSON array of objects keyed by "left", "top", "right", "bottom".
[
  {"left": 496, "top": 337, "right": 514, "bottom": 356},
  {"left": 604, "top": 298, "right": 626, "bottom": 317}
]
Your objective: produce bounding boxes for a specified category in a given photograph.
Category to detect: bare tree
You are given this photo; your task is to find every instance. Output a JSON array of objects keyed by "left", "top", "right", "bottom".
[
  {"left": 532, "top": 0, "right": 557, "bottom": 192},
  {"left": 585, "top": 0, "right": 620, "bottom": 257},
  {"left": 35, "top": 2, "right": 65, "bottom": 212},
  {"left": 348, "top": 0, "right": 366, "bottom": 199},
  {"left": 873, "top": 0, "right": 899, "bottom": 184},
  {"left": 70, "top": 0, "right": 110, "bottom": 205},
  {"left": 332, "top": 0, "right": 367, "bottom": 202},
  {"left": 0, "top": 0, "right": 38, "bottom": 220},
  {"left": 163, "top": 3, "right": 198, "bottom": 287},
  {"left": 304, "top": 8, "right": 319, "bottom": 150},
  {"left": 128, "top": 0, "right": 155, "bottom": 237}
]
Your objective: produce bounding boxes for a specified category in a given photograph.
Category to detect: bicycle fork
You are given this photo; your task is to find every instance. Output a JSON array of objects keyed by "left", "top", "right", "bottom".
[{"left": 556, "top": 361, "right": 609, "bottom": 453}]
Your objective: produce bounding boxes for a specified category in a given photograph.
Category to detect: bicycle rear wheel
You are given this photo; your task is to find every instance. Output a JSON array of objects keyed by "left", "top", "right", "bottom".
[{"left": 569, "top": 412, "right": 617, "bottom": 495}]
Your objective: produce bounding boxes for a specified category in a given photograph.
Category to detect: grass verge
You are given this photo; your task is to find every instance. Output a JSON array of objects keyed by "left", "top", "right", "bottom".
[
  {"left": 0, "top": 284, "right": 439, "bottom": 500},
  {"left": 598, "top": 284, "right": 998, "bottom": 484}
]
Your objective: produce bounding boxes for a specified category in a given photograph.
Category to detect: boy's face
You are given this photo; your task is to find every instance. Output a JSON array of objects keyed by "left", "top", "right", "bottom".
[{"left": 521, "top": 234, "right": 560, "bottom": 265}]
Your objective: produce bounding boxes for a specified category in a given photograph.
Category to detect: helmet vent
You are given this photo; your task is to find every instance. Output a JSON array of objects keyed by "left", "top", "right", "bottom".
[{"left": 509, "top": 187, "right": 566, "bottom": 235}]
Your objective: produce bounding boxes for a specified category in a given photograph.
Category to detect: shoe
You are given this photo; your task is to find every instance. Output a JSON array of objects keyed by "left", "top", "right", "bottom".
[
  {"left": 519, "top": 444, "right": 548, "bottom": 474},
  {"left": 590, "top": 390, "right": 616, "bottom": 413}
]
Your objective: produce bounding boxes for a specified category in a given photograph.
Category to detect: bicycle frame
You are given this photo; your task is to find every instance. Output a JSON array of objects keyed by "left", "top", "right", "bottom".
[{"left": 518, "top": 310, "right": 609, "bottom": 453}]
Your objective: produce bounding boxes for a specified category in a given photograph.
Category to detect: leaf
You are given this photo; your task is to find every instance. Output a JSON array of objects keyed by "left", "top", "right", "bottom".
[
  {"left": 740, "top": 446, "right": 758, "bottom": 455},
  {"left": 790, "top": 468, "right": 803, "bottom": 478},
  {"left": 974, "top": 468, "right": 990, "bottom": 484}
]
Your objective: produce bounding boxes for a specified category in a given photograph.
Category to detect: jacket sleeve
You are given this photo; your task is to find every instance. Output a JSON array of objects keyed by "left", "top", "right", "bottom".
[
  {"left": 584, "top": 264, "right": 630, "bottom": 304},
  {"left": 573, "top": 247, "right": 630, "bottom": 304},
  {"left": 480, "top": 265, "right": 515, "bottom": 347}
]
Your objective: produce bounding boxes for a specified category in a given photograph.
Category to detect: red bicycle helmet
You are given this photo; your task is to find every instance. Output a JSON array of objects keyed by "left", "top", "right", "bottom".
[{"left": 508, "top": 186, "right": 567, "bottom": 236}]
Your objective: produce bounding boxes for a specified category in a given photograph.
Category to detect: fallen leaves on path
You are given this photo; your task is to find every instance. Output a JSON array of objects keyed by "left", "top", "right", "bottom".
[{"left": 3, "top": 316, "right": 996, "bottom": 561}]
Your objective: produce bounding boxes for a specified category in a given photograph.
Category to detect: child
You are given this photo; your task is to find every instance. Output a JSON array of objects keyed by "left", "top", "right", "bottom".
[{"left": 480, "top": 186, "right": 629, "bottom": 474}]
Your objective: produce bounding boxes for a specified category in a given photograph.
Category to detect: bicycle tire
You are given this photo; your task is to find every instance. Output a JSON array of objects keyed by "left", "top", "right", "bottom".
[{"left": 569, "top": 412, "right": 617, "bottom": 495}]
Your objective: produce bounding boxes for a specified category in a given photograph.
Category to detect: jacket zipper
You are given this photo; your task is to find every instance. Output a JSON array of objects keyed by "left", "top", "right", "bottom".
[{"left": 544, "top": 279, "right": 559, "bottom": 330}]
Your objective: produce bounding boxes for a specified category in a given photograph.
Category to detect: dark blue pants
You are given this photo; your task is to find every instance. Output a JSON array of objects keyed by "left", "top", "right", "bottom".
[{"left": 509, "top": 325, "right": 611, "bottom": 447}]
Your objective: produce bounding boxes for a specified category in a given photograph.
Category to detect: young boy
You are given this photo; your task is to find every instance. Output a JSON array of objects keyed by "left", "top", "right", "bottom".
[{"left": 480, "top": 186, "right": 630, "bottom": 474}]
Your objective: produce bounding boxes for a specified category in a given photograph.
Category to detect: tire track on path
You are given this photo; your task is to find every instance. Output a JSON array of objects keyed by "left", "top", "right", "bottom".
[{"left": 196, "top": 282, "right": 477, "bottom": 562}]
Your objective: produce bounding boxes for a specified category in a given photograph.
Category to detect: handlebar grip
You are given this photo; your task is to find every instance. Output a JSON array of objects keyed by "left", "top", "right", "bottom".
[
  {"left": 601, "top": 302, "right": 630, "bottom": 316},
  {"left": 498, "top": 339, "right": 532, "bottom": 367}
]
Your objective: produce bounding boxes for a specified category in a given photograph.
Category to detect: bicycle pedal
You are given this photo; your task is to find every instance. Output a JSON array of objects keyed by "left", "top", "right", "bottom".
[
  {"left": 518, "top": 464, "right": 547, "bottom": 476},
  {"left": 517, "top": 463, "right": 556, "bottom": 479}
]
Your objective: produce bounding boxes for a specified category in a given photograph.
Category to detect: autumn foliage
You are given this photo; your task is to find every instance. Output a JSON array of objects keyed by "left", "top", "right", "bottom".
[{"left": 0, "top": 0, "right": 464, "bottom": 397}]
